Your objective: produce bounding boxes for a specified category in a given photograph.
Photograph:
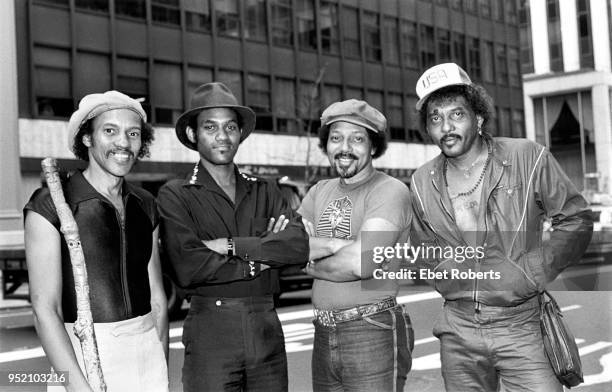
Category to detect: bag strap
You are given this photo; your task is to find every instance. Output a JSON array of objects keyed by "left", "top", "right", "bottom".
[{"left": 538, "top": 290, "right": 560, "bottom": 310}]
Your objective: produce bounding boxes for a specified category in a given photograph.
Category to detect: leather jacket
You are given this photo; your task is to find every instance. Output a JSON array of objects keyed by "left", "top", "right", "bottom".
[
  {"left": 410, "top": 136, "right": 593, "bottom": 306},
  {"left": 25, "top": 171, "right": 157, "bottom": 322}
]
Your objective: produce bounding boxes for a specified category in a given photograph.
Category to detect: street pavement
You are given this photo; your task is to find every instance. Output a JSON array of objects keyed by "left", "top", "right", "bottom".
[{"left": 1, "top": 266, "right": 611, "bottom": 392}]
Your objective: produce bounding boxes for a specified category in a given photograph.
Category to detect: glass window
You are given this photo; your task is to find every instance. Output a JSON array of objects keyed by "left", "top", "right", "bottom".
[
  {"left": 495, "top": 44, "right": 508, "bottom": 85},
  {"left": 245, "top": 0, "right": 267, "bottom": 42},
  {"left": 342, "top": 7, "right": 360, "bottom": 59},
  {"left": 116, "top": 56, "right": 150, "bottom": 117},
  {"left": 248, "top": 74, "right": 272, "bottom": 130},
  {"left": 298, "top": 81, "right": 321, "bottom": 133},
  {"left": 321, "top": 84, "right": 342, "bottom": 107},
  {"left": 75, "top": 52, "right": 111, "bottom": 99},
  {"left": 115, "top": 0, "right": 145, "bottom": 19},
  {"left": 345, "top": 86, "right": 363, "bottom": 100},
  {"left": 184, "top": 0, "right": 211, "bottom": 33},
  {"left": 33, "top": 46, "right": 73, "bottom": 117},
  {"left": 508, "top": 47, "right": 520, "bottom": 86},
  {"left": 420, "top": 25, "right": 435, "bottom": 69},
  {"left": 453, "top": 33, "right": 466, "bottom": 68},
  {"left": 405, "top": 96, "right": 425, "bottom": 143},
  {"left": 576, "top": 0, "right": 594, "bottom": 68},
  {"left": 512, "top": 109, "right": 524, "bottom": 138},
  {"left": 271, "top": 0, "right": 293, "bottom": 46},
  {"left": 152, "top": 0, "right": 180, "bottom": 25},
  {"left": 464, "top": 0, "right": 477, "bottom": 14},
  {"left": 366, "top": 90, "right": 383, "bottom": 113},
  {"left": 187, "top": 66, "right": 213, "bottom": 97},
  {"left": 479, "top": 0, "right": 491, "bottom": 18},
  {"left": 387, "top": 93, "right": 405, "bottom": 141},
  {"left": 506, "top": 0, "right": 517, "bottom": 24},
  {"left": 215, "top": 0, "right": 240, "bottom": 38},
  {"left": 320, "top": 1, "right": 340, "bottom": 55},
  {"left": 546, "top": 0, "right": 563, "bottom": 71},
  {"left": 274, "top": 78, "right": 297, "bottom": 133},
  {"left": 491, "top": 0, "right": 504, "bottom": 21},
  {"left": 363, "top": 11, "right": 381, "bottom": 62},
  {"left": 450, "top": 0, "right": 462, "bottom": 10},
  {"left": 401, "top": 21, "right": 418, "bottom": 69},
  {"left": 296, "top": 0, "right": 317, "bottom": 50},
  {"left": 247, "top": 74, "right": 271, "bottom": 113},
  {"left": 217, "top": 70, "right": 243, "bottom": 103},
  {"left": 383, "top": 17, "right": 399, "bottom": 65},
  {"left": 497, "top": 107, "right": 512, "bottom": 137},
  {"left": 519, "top": 0, "right": 534, "bottom": 73},
  {"left": 75, "top": 0, "right": 108, "bottom": 12},
  {"left": 468, "top": 37, "right": 481, "bottom": 80},
  {"left": 438, "top": 29, "right": 451, "bottom": 63},
  {"left": 482, "top": 41, "right": 494, "bottom": 82}
]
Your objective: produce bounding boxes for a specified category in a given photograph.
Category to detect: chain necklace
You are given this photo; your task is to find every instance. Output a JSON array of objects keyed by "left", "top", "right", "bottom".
[
  {"left": 444, "top": 150, "right": 491, "bottom": 198},
  {"left": 450, "top": 155, "right": 485, "bottom": 178}
]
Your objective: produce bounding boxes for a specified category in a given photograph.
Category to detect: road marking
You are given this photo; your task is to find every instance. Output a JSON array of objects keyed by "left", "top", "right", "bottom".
[
  {"left": 582, "top": 351, "right": 612, "bottom": 386},
  {"left": 0, "top": 347, "right": 44, "bottom": 363},
  {"left": 578, "top": 341, "right": 612, "bottom": 356}
]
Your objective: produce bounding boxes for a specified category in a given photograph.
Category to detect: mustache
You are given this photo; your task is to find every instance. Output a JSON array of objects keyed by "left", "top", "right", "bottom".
[
  {"left": 441, "top": 134, "right": 462, "bottom": 143},
  {"left": 334, "top": 152, "right": 358, "bottom": 160},
  {"left": 106, "top": 148, "right": 134, "bottom": 158}
]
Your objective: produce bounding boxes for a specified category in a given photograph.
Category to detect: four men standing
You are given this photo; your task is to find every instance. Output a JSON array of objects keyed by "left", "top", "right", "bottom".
[{"left": 24, "top": 64, "right": 592, "bottom": 391}]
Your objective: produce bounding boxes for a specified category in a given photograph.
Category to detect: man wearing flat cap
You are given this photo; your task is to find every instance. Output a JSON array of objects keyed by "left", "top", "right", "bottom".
[
  {"left": 410, "top": 63, "right": 593, "bottom": 391},
  {"left": 297, "top": 99, "right": 414, "bottom": 391},
  {"left": 157, "top": 82, "right": 313, "bottom": 391},
  {"left": 24, "top": 91, "right": 169, "bottom": 391}
]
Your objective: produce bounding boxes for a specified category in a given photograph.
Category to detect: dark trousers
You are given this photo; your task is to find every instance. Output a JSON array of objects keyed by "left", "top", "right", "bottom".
[{"left": 182, "top": 295, "right": 288, "bottom": 392}]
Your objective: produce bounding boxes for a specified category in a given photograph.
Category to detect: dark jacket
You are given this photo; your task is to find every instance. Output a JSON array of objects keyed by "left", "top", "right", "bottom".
[
  {"left": 157, "top": 163, "right": 309, "bottom": 298},
  {"left": 24, "top": 171, "right": 157, "bottom": 322},
  {"left": 410, "top": 136, "right": 593, "bottom": 306}
]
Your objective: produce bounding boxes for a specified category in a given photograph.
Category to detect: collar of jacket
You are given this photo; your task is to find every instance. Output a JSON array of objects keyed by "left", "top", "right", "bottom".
[
  {"left": 183, "top": 161, "right": 255, "bottom": 203},
  {"left": 66, "top": 170, "right": 142, "bottom": 206},
  {"left": 427, "top": 133, "right": 512, "bottom": 194}
]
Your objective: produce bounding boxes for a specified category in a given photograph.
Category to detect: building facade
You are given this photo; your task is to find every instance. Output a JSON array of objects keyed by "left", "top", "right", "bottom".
[
  {"left": 520, "top": 0, "right": 612, "bottom": 193},
  {"left": 1, "top": 0, "right": 523, "bottom": 249}
]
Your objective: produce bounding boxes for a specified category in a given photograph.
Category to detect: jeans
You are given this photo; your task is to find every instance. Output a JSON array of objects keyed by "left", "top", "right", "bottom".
[
  {"left": 434, "top": 297, "right": 563, "bottom": 392},
  {"left": 182, "top": 295, "right": 287, "bottom": 392},
  {"left": 49, "top": 313, "right": 168, "bottom": 392},
  {"left": 312, "top": 305, "right": 413, "bottom": 392}
]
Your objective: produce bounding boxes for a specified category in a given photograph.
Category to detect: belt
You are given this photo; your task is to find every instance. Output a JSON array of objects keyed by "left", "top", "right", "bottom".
[{"left": 314, "top": 297, "right": 397, "bottom": 328}]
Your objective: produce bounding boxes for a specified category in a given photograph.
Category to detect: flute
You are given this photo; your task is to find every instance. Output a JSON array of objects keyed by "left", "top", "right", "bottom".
[{"left": 41, "top": 158, "right": 106, "bottom": 392}]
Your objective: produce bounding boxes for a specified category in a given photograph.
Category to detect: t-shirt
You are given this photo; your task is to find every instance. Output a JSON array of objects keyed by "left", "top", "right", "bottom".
[{"left": 298, "top": 170, "right": 412, "bottom": 309}]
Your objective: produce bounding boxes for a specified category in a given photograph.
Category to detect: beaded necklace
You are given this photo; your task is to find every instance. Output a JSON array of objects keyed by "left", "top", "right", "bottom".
[{"left": 444, "top": 147, "right": 491, "bottom": 198}]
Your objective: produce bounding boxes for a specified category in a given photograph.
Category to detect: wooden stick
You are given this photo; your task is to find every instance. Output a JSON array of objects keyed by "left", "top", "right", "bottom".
[{"left": 41, "top": 158, "right": 106, "bottom": 392}]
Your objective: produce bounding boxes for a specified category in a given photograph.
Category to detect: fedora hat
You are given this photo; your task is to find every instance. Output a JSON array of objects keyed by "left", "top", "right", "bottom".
[{"left": 175, "top": 82, "right": 256, "bottom": 150}]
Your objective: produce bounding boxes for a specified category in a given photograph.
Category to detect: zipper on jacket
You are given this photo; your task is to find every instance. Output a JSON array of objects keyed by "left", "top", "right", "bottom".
[{"left": 116, "top": 210, "right": 132, "bottom": 318}]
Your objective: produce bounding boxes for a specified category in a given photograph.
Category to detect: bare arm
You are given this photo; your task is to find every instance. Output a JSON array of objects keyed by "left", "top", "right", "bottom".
[
  {"left": 25, "top": 211, "right": 93, "bottom": 392},
  {"left": 301, "top": 218, "right": 353, "bottom": 260},
  {"left": 148, "top": 227, "right": 169, "bottom": 360},
  {"left": 305, "top": 217, "right": 402, "bottom": 282}
]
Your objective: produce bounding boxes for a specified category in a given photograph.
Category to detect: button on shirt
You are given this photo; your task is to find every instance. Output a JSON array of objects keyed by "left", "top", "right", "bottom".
[{"left": 157, "top": 163, "right": 309, "bottom": 298}]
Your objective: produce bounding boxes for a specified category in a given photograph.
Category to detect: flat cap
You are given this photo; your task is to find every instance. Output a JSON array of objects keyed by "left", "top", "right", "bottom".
[
  {"left": 321, "top": 99, "right": 387, "bottom": 134},
  {"left": 67, "top": 90, "right": 147, "bottom": 149}
]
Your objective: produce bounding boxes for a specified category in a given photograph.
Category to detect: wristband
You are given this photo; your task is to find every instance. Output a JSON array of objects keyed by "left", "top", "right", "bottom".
[{"left": 227, "top": 237, "right": 234, "bottom": 257}]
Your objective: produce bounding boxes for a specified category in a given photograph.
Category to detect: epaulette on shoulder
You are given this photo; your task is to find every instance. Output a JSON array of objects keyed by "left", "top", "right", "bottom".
[{"left": 240, "top": 172, "right": 259, "bottom": 182}]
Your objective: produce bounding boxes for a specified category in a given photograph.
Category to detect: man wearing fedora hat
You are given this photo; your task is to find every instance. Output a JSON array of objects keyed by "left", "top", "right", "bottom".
[
  {"left": 297, "top": 99, "right": 414, "bottom": 392},
  {"left": 24, "top": 91, "right": 169, "bottom": 391},
  {"left": 157, "top": 82, "right": 313, "bottom": 391},
  {"left": 409, "top": 63, "right": 593, "bottom": 391}
]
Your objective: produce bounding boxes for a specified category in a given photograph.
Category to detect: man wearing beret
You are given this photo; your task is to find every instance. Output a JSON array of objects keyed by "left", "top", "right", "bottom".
[
  {"left": 157, "top": 82, "right": 314, "bottom": 391},
  {"left": 410, "top": 63, "right": 593, "bottom": 391},
  {"left": 24, "top": 91, "right": 169, "bottom": 391},
  {"left": 298, "top": 99, "right": 414, "bottom": 392}
]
